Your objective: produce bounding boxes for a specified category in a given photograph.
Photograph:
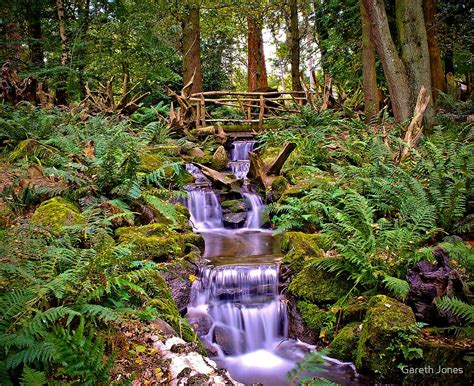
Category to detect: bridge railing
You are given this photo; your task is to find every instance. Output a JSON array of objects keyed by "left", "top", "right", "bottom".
[{"left": 189, "top": 90, "right": 320, "bottom": 129}]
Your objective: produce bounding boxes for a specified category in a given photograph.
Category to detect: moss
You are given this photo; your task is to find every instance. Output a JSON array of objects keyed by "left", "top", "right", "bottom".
[
  {"left": 260, "top": 146, "right": 280, "bottom": 164},
  {"left": 221, "top": 199, "right": 246, "bottom": 213},
  {"left": 334, "top": 297, "right": 369, "bottom": 325},
  {"left": 328, "top": 323, "right": 361, "bottom": 361},
  {"left": 271, "top": 176, "right": 288, "bottom": 200},
  {"left": 147, "top": 273, "right": 203, "bottom": 351},
  {"left": 355, "top": 295, "right": 417, "bottom": 379},
  {"left": 174, "top": 203, "right": 193, "bottom": 231},
  {"left": 211, "top": 146, "right": 229, "bottom": 171},
  {"left": 115, "top": 224, "right": 184, "bottom": 261},
  {"left": 139, "top": 153, "right": 164, "bottom": 173},
  {"left": 288, "top": 264, "right": 351, "bottom": 304},
  {"left": 297, "top": 301, "right": 331, "bottom": 332},
  {"left": 146, "top": 145, "right": 181, "bottom": 156},
  {"left": 281, "top": 232, "right": 324, "bottom": 274},
  {"left": 31, "top": 197, "right": 86, "bottom": 232}
]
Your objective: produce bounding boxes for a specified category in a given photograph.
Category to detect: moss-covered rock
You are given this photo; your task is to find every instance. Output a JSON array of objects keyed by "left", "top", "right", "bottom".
[
  {"left": 355, "top": 295, "right": 417, "bottom": 379},
  {"left": 139, "top": 153, "right": 165, "bottom": 173},
  {"left": 271, "top": 176, "right": 288, "bottom": 200},
  {"left": 296, "top": 301, "right": 335, "bottom": 337},
  {"left": 328, "top": 323, "right": 361, "bottom": 362},
  {"left": 332, "top": 297, "right": 369, "bottom": 325},
  {"left": 221, "top": 199, "right": 246, "bottom": 213},
  {"left": 115, "top": 224, "right": 184, "bottom": 261},
  {"left": 31, "top": 197, "right": 86, "bottom": 232},
  {"left": 212, "top": 146, "right": 229, "bottom": 171},
  {"left": 281, "top": 232, "right": 324, "bottom": 274},
  {"left": 288, "top": 264, "right": 352, "bottom": 304}
]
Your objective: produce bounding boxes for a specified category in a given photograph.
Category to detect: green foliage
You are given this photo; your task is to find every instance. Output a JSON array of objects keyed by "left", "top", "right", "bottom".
[
  {"left": 435, "top": 297, "right": 474, "bottom": 325},
  {"left": 287, "top": 350, "right": 337, "bottom": 386}
]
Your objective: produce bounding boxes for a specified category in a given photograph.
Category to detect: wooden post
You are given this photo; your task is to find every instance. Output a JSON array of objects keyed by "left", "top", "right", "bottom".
[
  {"left": 258, "top": 94, "right": 264, "bottom": 130},
  {"left": 200, "top": 94, "right": 206, "bottom": 126},
  {"left": 194, "top": 100, "right": 200, "bottom": 128}
]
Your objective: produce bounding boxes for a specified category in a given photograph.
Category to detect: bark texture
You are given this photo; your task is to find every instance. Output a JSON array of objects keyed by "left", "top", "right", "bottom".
[
  {"left": 423, "top": 0, "right": 446, "bottom": 102},
  {"left": 359, "top": 0, "right": 379, "bottom": 122},
  {"left": 289, "top": 0, "right": 302, "bottom": 91},
  {"left": 395, "top": 0, "right": 434, "bottom": 126},
  {"left": 25, "top": 0, "right": 44, "bottom": 66},
  {"left": 56, "top": 0, "right": 68, "bottom": 104},
  {"left": 247, "top": 16, "right": 268, "bottom": 91},
  {"left": 362, "top": 0, "right": 412, "bottom": 122},
  {"left": 182, "top": 2, "right": 203, "bottom": 94}
]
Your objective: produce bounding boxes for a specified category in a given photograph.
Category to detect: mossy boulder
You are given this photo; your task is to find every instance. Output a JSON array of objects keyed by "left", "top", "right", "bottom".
[
  {"left": 328, "top": 323, "right": 361, "bottom": 362},
  {"left": 115, "top": 224, "right": 184, "bottom": 261},
  {"left": 296, "top": 301, "right": 335, "bottom": 338},
  {"left": 281, "top": 232, "right": 324, "bottom": 274},
  {"left": 31, "top": 197, "right": 86, "bottom": 232},
  {"left": 288, "top": 264, "right": 351, "bottom": 304},
  {"left": 139, "top": 153, "right": 165, "bottom": 173},
  {"left": 221, "top": 199, "right": 246, "bottom": 213},
  {"left": 212, "top": 146, "right": 229, "bottom": 171},
  {"left": 355, "top": 295, "right": 417, "bottom": 380},
  {"left": 271, "top": 176, "right": 288, "bottom": 200},
  {"left": 332, "top": 297, "right": 369, "bottom": 325}
]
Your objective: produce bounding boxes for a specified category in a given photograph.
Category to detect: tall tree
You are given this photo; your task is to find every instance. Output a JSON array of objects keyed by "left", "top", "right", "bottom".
[
  {"left": 247, "top": 15, "right": 268, "bottom": 91},
  {"left": 362, "top": 0, "right": 433, "bottom": 125},
  {"left": 359, "top": 0, "right": 379, "bottom": 122},
  {"left": 24, "top": 0, "right": 44, "bottom": 67},
  {"left": 288, "top": 0, "right": 302, "bottom": 91},
  {"left": 423, "top": 0, "right": 446, "bottom": 102},
  {"left": 182, "top": 0, "right": 203, "bottom": 94},
  {"left": 56, "top": 0, "right": 68, "bottom": 104}
]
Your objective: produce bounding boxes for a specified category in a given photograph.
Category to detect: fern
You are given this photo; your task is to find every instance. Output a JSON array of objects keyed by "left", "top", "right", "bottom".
[
  {"left": 435, "top": 297, "right": 474, "bottom": 325},
  {"left": 20, "top": 366, "right": 47, "bottom": 386},
  {"left": 383, "top": 276, "right": 410, "bottom": 300}
]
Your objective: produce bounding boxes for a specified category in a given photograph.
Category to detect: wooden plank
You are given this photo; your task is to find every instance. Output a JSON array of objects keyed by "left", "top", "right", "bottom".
[{"left": 258, "top": 94, "right": 264, "bottom": 130}]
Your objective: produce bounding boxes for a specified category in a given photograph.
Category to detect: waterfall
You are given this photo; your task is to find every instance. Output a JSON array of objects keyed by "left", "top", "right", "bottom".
[
  {"left": 186, "top": 188, "right": 223, "bottom": 231},
  {"left": 188, "top": 264, "right": 288, "bottom": 355},
  {"left": 230, "top": 140, "right": 256, "bottom": 161},
  {"left": 229, "top": 140, "right": 256, "bottom": 179},
  {"left": 243, "top": 192, "right": 264, "bottom": 229}
]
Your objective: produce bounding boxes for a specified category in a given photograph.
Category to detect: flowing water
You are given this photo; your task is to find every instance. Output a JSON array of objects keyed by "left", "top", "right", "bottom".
[
  {"left": 229, "top": 140, "right": 256, "bottom": 179},
  {"left": 185, "top": 139, "right": 362, "bottom": 385}
]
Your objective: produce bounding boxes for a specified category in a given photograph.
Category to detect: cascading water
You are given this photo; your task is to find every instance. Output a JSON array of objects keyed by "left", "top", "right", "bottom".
[
  {"left": 186, "top": 189, "right": 223, "bottom": 231},
  {"left": 242, "top": 192, "right": 264, "bottom": 229},
  {"left": 229, "top": 140, "right": 256, "bottom": 179}
]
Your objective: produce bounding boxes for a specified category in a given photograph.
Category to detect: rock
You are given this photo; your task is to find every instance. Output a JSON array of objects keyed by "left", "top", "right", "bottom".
[
  {"left": 31, "top": 197, "right": 86, "bottom": 232},
  {"left": 270, "top": 176, "right": 288, "bottom": 200},
  {"left": 150, "top": 317, "right": 178, "bottom": 336},
  {"left": 187, "top": 311, "right": 214, "bottom": 337},
  {"left": 280, "top": 232, "right": 324, "bottom": 275},
  {"left": 334, "top": 297, "right": 369, "bottom": 325},
  {"left": 115, "top": 224, "right": 185, "bottom": 261},
  {"left": 406, "top": 247, "right": 468, "bottom": 326},
  {"left": 212, "top": 146, "right": 229, "bottom": 171},
  {"left": 286, "top": 295, "right": 318, "bottom": 344},
  {"left": 160, "top": 259, "right": 196, "bottom": 313},
  {"left": 213, "top": 325, "right": 246, "bottom": 355},
  {"left": 223, "top": 212, "right": 247, "bottom": 228},
  {"left": 189, "top": 126, "right": 217, "bottom": 138},
  {"left": 288, "top": 264, "right": 352, "bottom": 305},
  {"left": 221, "top": 199, "right": 247, "bottom": 213},
  {"left": 189, "top": 147, "right": 206, "bottom": 159},
  {"left": 296, "top": 300, "right": 335, "bottom": 339},
  {"left": 355, "top": 295, "right": 417, "bottom": 380},
  {"left": 328, "top": 323, "right": 361, "bottom": 361},
  {"left": 154, "top": 336, "right": 242, "bottom": 385},
  {"left": 274, "top": 340, "right": 312, "bottom": 361},
  {"left": 139, "top": 153, "right": 164, "bottom": 172},
  {"left": 202, "top": 341, "right": 219, "bottom": 357}
]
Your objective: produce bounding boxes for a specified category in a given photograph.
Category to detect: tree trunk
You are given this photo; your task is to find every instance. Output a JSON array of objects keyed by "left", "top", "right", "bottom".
[
  {"left": 3, "top": 22, "right": 22, "bottom": 70},
  {"left": 423, "top": 0, "right": 446, "bottom": 102},
  {"left": 247, "top": 16, "right": 268, "bottom": 91},
  {"left": 360, "top": 0, "right": 379, "bottom": 123},
  {"left": 182, "top": 1, "right": 203, "bottom": 94},
  {"left": 56, "top": 0, "right": 68, "bottom": 104},
  {"left": 77, "top": 0, "right": 91, "bottom": 99},
  {"left": 361, "top": 0, "right": 412, "bottom": 122},
  {"left": 289, "top": 0, "right": 302, "bottom": 92},
  {"left": 25, "top": 0, "right": 44, "bottom": 67},
  {"left": 395, "top": 0, "right": 434, "bottom": 127}
]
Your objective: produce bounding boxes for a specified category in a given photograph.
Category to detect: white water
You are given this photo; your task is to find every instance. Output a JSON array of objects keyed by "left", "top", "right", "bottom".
[
  {"left": 229, "top": 140, "right": 256, "bottom": 179},
  {"left": 186, "top": 189, "right": 223, "bottom": 231},
  {"left": 229, "top": 161, "right": 250, "bottom": 179},
  {"left": 243, "top": 192, "right": 264, "bottom": 229}
]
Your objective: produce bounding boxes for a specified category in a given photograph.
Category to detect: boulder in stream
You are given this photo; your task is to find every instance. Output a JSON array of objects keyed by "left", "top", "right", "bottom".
[
  {"left": 213, "top": 325, "right": 246, "bottom": 355},
  {"left": 223, "top": 212, "right": 247, "bottom": 228}
]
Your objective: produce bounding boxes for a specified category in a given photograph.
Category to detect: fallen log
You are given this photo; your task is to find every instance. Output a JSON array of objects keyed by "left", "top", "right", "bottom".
[
  {"left": 248, "top": 142, "right": 297, "bottom": 190},
  {"left": 197, "top": 164, "right": 238, "bottom": 188}
]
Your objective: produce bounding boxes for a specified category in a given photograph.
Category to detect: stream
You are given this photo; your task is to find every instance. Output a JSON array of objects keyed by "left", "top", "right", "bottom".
[{"left": 184, "top": 139, "right": 362, "bottom": 385}]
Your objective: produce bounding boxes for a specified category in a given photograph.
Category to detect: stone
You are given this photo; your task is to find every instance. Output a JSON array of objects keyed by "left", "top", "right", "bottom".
[
  {"left": 406, "top": 247, "right": 468, "bottom": 326},
  {"left": 212, "top": 146, "right": 229, "bottom": 171},
  {"left": 213, "top": 325, "right": 246, "bottom": 355},
  {"left": 355, "top": 295, "right": 417, "bottom": 380},
  {"left": 31, "top": 197, "right": 86, "bottom": 232},
  {"left": 189, "top": 147, "right": 206, "bottom": 159},
  {"left": 280, "top": 232, "right": 324, "bottom": 274},
  {"left": 187, "top": 311, "right": 214, "bottom": 337},
  {"left": 150, "top": 317, "right": 178, "bottom": 336},
  {"left": 286, "top": 295, "right": 318, "bottom": 344},
  {"left": 296, "top": 300, "right": 335, "bottom": 338},
  {"left": 221, "top": 199, "right": 247, "bottom": 213},
  {"left": 328, "top": 323, "right": 361, "bottom": 362},
  {"left": 223, "top": 212, "right": 247, "bottom": 228},
  {"left": 288, "top": 264, "right": 352, "bottom": 305}
]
